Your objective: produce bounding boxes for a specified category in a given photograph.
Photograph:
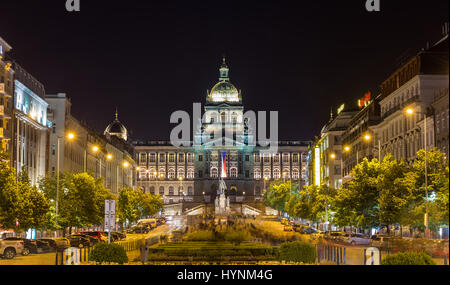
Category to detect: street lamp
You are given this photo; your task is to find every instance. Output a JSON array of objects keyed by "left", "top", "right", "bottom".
[
  {"left": 92, "top": 145, "right": 101, "bottom": 178},
  {"left": 363, "top": 133, "right": 381, "bottom": 161},
  {"left": 106, "top": 153, "right": 113, "bottom": 160},
  {"left": 56, "top": 132, "right": 76, "bottom": 233},
  {"left": 405, "top": 107, "right": 430, "bottom": 236}
]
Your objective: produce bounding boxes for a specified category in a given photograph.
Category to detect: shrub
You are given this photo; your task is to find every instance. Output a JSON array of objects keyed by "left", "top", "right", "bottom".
[
  {"left": 381, "top": 252, "right": 436, "bottom": 265},
  {"left": 278, "top": 241, "right": 316, "bottom": 264},
  {"left": 224, "top": 231, "right": 249, "bottom": 245},
  {"left": 89, "top": 243, "right": 129, "bottom": 265}
]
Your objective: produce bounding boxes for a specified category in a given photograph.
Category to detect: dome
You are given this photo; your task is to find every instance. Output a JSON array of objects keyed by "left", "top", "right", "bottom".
[
  {"left": 207, "top": 56, "right": 241, "bottom": 103},
  {"left": 209, "top": 81, "right": 240, "bottom": 102},
  {"left": 104, "top": 110, "right": 128, "bottom": 141}
]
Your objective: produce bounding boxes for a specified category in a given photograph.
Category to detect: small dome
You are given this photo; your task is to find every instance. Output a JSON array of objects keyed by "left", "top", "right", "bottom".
[
  {"left": 209, "top": 81, "right": 239, "bottom": 102},
  {"left": 104, "top": 110, "right": 128, "bottom": 141}
]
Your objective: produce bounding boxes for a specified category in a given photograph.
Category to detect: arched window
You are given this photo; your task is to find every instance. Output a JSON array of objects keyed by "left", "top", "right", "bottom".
[
  {"left": 177, "top": 168, "right": 185, "bottom": 179},
  {"left": 168, "top": 186, "right": 174, "bottom": 195},
  {"left": 187, "top": 168, "right": 194, "bottom": 179},
  {"left": 221, "top": 112, "right": 226, "bottom": 123},
  {"left": 188, "top": 186, "right": 193, "bottom": 195},
  {"left": 159, "top": 186, "right": 164, "bottom": 195},
  {"left": 211, "top": 167, "right": 218, "bottom": 178},
  {"left": 263, "top": 169, "right": 271, "bottom": 179},
  {"left": 254, "top": 168, "right": 261, "bottom": 179},
  {"left": 283, "top": 170, "right": 290, "bottom": 179},
  {"left": 158, "top": 168, "right": 165, "bottom": 179},
  {"left": 230, "top": 167, "right": 237, "bottom": 178},
  {"left": 292, "top": 169, "right": 299, "bottom": 179},
  {"left": 150, "top": 186, "right": 155, "bottom": 195},
  {"left": 178, "top": 186, "right": 183, "bottom": 195},
  {"left": 273, "top": 169, "right": 280, "bottom": 179},
  {"left": 168, "top": 169, "right": 175, "bottom": 179}
]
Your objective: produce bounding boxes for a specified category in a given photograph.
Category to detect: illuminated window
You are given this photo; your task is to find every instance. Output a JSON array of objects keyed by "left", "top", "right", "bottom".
[
  {"left": 231, "top": 112, "right": 238, "bottom": 124},
  {"left": 187, "top": 168, "right": 194, "bottom": 179},
  {"left": 149, "top": 153, "right": 156, "bottom": 163},
  {"left": 177, "top": 168, "right": 185, "bottom": 178},
  {"left": 230, "top": 167, "right": 237, "bottom": 178},
  {"left": 178, "top": 153, "right": 184, "bottom": 163},
  {"left": 168, "top": 169, "right": 175, "bottom": 179},
  {"left": 254, "top": 168, "right": 261, "bottom": 179},
  {"left": 273, "top": 154, "right": 279, "bottom": 163},
  {"left": 292, "top": 169, "right": 299, "bottom": 179},
  {"left": 263, "top": 169, "right": 271, "bottom": 178},
  {"left": 159, "top": 153, "right": 165, "bottom": 163},
  {"left": 211, "top": 167, "right": 218, "bottom": 178},
  {"left": 169, "top": 153, "right": 175, "bottom": 163},
  {"left": 159, "top": 186, "right": 164, "bottom": 195},
  {"left": 273, "top": 169, "right": 280, "bottom": 179}
]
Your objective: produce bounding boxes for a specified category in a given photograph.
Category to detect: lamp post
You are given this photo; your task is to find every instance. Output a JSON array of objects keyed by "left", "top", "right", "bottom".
[
  {"left": 363, "top": 133, "right": 381, "bottom": 161},
  {"left": 406, "top": 107, "right": 430, "bottom": 237}
]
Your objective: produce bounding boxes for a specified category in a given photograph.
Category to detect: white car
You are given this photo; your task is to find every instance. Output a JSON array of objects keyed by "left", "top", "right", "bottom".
[
  {"left": 0, "top": 239, "right": 24, "bottom": 259},
  {"left": 344, "top": 233, "right": 371, "bottom": 245}
]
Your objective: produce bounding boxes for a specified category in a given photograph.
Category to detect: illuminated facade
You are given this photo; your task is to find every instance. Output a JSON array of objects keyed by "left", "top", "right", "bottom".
[
  {"left": 11, "top": 63, "right": 51, "bottom": 185},
  {"left": 133, "top": 58, "right": 309, "bottom": 213},
  {"left": 0, "top": 37, "right": 14, "bottom": 161},
  {"left": 46, "top": 93, "right": 136, "bottom": 194}
]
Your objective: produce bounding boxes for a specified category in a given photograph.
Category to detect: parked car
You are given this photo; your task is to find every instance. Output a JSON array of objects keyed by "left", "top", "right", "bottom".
[
  {"left": 280, "top": 218, "right": 289, "bottom": 225},
  {"left": 102, "top": 231, "right": 119, "bottom": 242},
  {"left": 324, "top": 231, "right": 348, "bottom": 242},
  {"left": 300, "top": 227, "right": 319, "bottom": 234},
  {"left": 78, "top": 231, "right": 108, "bottom": 242},
  {"left": 67, "top": 235, "right": 92, "bottom": 248},
  {"left": 344, "top": 233, "right": 371, "bottom": 245},
  {"left": 37, "top": 238, "right": 69, "bottom": 251},
  {"left": 156, "top": 217, "right": 166, "bottom": 226},
  {"left": 2, "top": 237, "right": 38, "bottom": 255},
  {"left": 0, "top": 239, "right": 24, "bottom": 259},
  {"left": 137, "top": 218, "right": 157, "bottom": 229},
  {"left": 35, "top": 239, "right": 55, "bottom": 253},
  {"left": 370, "top": 234, "right": 399, "bottom": 247},
  {"left": 283, "top": 225, "right": 294, "bottom": 231},
  {"left": 128, "top": 224, "right": 151, "bottom": 234},
  {"left": 115, "top": 232, "right": 126, "bottom": 240}
]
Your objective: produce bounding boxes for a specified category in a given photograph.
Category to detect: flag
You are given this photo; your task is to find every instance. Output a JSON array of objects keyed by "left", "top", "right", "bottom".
[{"left": 221, "top": 152, "right": 227, "bottom": 178}]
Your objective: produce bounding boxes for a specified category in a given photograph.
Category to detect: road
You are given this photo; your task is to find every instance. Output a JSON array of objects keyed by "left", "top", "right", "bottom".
[{"left": 0, "top": 224, "right": 173, "bottom": 265}]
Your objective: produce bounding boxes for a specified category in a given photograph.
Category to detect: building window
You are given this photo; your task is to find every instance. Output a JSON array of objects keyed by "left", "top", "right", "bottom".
[
  {"left": 177, "top": 169, "right": 185, "bottom": 179},
  {"left": 245, "top": 170, "right": 249, "bottom": 178},
  {"left": 198, "top": 154, "right": 203, "bottom": 161},
  {"left": 198, "top": 170, "right": 203, "bottom": 178},
  {"left": 178, "top": 153, "right": 184, "bottom": 163},
  {"left": 169, "top": 186, "right": 174, "bottom": 195},
  {"left": 178, "top": 186, "right": 183, "bottom": 195},
  {"left": 188, "top": 186, "right": 193, "bottom": 195},
  {"left": 187, "top": 168, "right": 194, "bottom": 179},
  {"left": 254, "top": 168, "right": 261, "bottom": 179},
  {"left": 263, "top": 154, "right": 270, "bottom": 163},
  {"left": 282, "top": 153, "right": 289, "bottom": 163},
  {"left": 292, "top": 153, "right": 299, "bottom": 163},
  {"left": 168, "top": 169, "right": 175, "bottom": 179},
  {"left": 159, "top": 186, "right": 164, "bottom": 195},
  {"left": 211, "top": 167, "right": 218, "bottom": 178},
  {"left": 52, "top": 144, "right": 56, "bottom": 155},
  {"left": 169, "top": 153, "right": 175, "bottom": 163},
  {"left": 159, "top": 153, "right": 165, "bottom": 163},
  {"left": 292, "top": 169, "right": 299, "bottom": 179},
  {"left": 273, "top": 169, "right": 280, "bottom": 179},
  {"left": 254, "top": 153, "right": 260, "bottom": 163},
  {"left": 282, "top": 170, "right": 290, "bottom": 179},
  {"left": 139, "top": 170, "right": 147, "bottom": 179},
  {"left": 231, "top": 112, "right": 238, "bottom": 124},
  {"left": 150, "top": 186, "right": 155, "bottom": 195},
  {"left": 263, "top": 169, "right": 271, "bottom": 179},
  {"left": 187, "top": 153, "right": 194, "bottom": 163},
  {"left": 140, "top": 153, "right": 147, "bottom": 164},
  {"left": 149, "top": 153, "right": 156, "bottom": 163},
  {"left": 273, "top": 154, "right": 279, "bottom": 163},
  {"left": 230, "top": 167, "right": 237, "bottom": 178},
  {"left": 245, "top": 155, "right": 249, "bottom": 162}
]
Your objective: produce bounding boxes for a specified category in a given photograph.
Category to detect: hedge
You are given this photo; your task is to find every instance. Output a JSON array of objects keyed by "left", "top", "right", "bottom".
[
  {"left": 381, "top": 252, "right": 436, "bottom": 265},
  {"left": 278, "top": 241, "right": 316, "bottom": 264},
  {"left": 89, "top": 243, "right": 129, "bottom": 265}
]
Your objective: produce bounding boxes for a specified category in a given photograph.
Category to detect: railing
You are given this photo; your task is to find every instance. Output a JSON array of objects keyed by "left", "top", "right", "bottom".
[{"left": 317, "top": 244, "right": 347, "bottom": 265}]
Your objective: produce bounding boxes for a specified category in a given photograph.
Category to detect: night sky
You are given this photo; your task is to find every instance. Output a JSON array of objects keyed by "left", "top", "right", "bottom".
[{"left": 1, "top": 0, "right": 448, "bottom": 141}]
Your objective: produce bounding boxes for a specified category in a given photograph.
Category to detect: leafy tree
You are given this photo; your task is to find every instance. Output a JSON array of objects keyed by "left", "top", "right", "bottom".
[
  {"left": 334, "top": 158, "right": 381, "bottom": 230},
  {"left": 263, "top": 180, "right": 293, "bottom": 214},
  {"left": 0, "top": 150, "right": 49, "bottom": 232},
  {"left": 118, "top": 186, "right": 163, "bottom": 227},
  {"left": 377, "top": 154, "right": 411, "bottom": 234}
]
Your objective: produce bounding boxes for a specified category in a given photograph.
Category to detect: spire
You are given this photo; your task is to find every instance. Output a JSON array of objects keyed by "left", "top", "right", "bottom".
[
  {"left": 330, "top": 107, "right": 334, "bottom": 120},
  {"left": 115, "top": 108, "right": 118, "bottom": 120},
  {"left": 219, "top": 55, "right": 229, "bottom": 81}
]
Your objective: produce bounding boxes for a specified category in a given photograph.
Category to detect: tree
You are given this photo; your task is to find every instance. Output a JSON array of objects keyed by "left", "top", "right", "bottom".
[
  {"left": 263, "top": 180, "right": 293, "bottom": 214},
  {"left": 0, "top": 150, "right": 49, "bottom": 232},
  {"left": 118, "top": 186, "right": 163, "bottom": 227},
  {"left": 334, "top": 158, "right": 381, "bottom": 230},
  {"left": 377, "top": 154, "right": 411, "bottom": 235},
  {"left": 40, "top": 172, "right": 113, "bottom": 235}
]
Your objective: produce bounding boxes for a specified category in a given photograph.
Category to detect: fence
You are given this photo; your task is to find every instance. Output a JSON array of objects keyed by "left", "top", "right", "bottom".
[
  {"left": 114, "top": 239, "right": 146, "bottom": 251},
  {"left": 55, "top": 246, "right": 91, "bottom": 265},
  {"left": 317, "top": 244, "right": 346, "bottom": 265}
]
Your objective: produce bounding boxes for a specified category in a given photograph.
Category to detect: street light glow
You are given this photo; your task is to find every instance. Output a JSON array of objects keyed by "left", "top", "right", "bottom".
[
  {"left": 123, "top": 161, "right": 129, "bottom": 168},
  {"left": 92, "top": 145, "right": 99, "bottom": 152},
  {"left": 364, "top": 134, "right": 371, "bottom": 141},
  {"left": 344, "top": 145, "right": 350, "bottom": 152},
  {"left": 406, "top": 108, "right": 414, "bottom": 115},
  {"left": 67, "top": 132, "right": 75, "bottom": 140},
  {"left": 330, "top": 153, "right": 336, "bottom": 159},
  {"left": 106, "top": 154, "right": 113, "bottom": 160}
]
